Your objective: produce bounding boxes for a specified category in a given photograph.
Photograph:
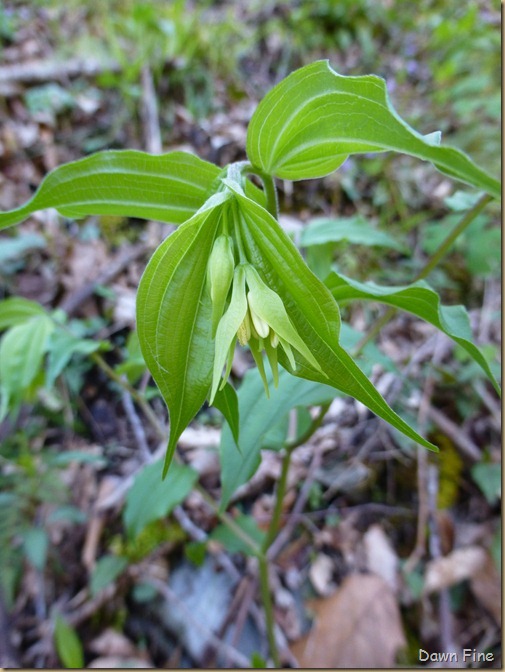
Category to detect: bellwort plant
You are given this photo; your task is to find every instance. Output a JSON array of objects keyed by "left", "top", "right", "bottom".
[
  {"left": 0, "top": 61, "right": 500, "bottom": 474},
  {"left": 0, "top": 60, "right": 500, "bottom": 665}
]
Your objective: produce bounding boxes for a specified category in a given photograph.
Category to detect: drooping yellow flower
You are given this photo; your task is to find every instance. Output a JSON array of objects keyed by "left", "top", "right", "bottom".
[{"left": 209, "top": 263, "right": 323, "bottom": 402}]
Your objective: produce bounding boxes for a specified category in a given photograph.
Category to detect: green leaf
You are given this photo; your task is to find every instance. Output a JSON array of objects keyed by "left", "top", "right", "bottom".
[
  {"left": 46, "top": 329, "right": 103, "bottom": 388},
  {"left": 220, "top": 367, "right": 337, "bottom": 510},
  {"left": 0, "top": 297, "right": 46, "bottom": 331},
  {"left": 212, "top": 382, "right": 240, "bottom": 446},
  {"left": 210, "top": 513, "right": 265, "bottom": 555},
  {"left": 246, "top": 60, "right": 500, "bottom": 199},
  {"left": 0, "top": 314, "right": 55, "bottom": 419},
  {"left": 54, "top": 615, "right": 84, "bottom": 669},
  {"left": 115, "top": 330, "right": 147, "bottom": 385},
  {"left": 471, "top": 463, "right": 501, "bottom": 506},
  {"left": 124, "top": 460, "right": 198, "bottom": 539},
  {"left": 22, "top": 527, "right": 48, "bottom": 571},
  {"left": 326, "top": 272, "right": 500, "bottom": 395},
  {"left": 300, "top": 215, "right": 407, "bottom": 252},
  {"left": 229, "top": 186, "right": 437, "bottom": 457},
  {"left": 0, "top": 150, "right": 220, "bottom": 230},
  {"left": 0, "top": 232, "right": 46, "bottom": 265},
  {"left": 137, "top": 196, "right": 226, "bottom": 475},
  {"left": 90, "top": 555, "right": 128, "bottom": 597}
]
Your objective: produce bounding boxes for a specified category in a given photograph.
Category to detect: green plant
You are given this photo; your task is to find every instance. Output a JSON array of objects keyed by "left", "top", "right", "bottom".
[{"left": 0, "top": 60, "right": 500, "bottom": 666}]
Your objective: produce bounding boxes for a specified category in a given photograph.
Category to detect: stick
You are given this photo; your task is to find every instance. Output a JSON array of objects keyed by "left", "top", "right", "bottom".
[{"left": 60, "top": 242, "right": 149, "bottom": 315}]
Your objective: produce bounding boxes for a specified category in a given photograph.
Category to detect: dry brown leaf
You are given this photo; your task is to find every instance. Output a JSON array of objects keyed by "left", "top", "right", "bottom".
[
  {"left": 363, "top": 524, "right": 399, "bottom": 594},
  {"left": 470, "top": 553, "right": 501, "bottom": 624},
  {"left": 291, "top": 573, "right": 406, "bottom": 668},
  {"left": 424, "top": 546, "right": 487, "bottom": 594},
  {"left": 309, "top": 553, "right": 335, "bottom": 596},
  {"left": 89, "top": 629, "right": 139, "bottom": 657},
  {"left": 88, "top": 656, "right": 153, "bottom": 668}
]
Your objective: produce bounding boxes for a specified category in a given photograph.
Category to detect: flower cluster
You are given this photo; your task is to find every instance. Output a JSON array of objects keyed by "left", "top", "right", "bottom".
[{"left": 207, "top": 234, "right": 322, "bottom": 402}]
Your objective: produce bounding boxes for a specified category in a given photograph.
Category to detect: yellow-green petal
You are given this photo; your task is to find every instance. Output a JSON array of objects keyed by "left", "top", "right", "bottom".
[
  {"left": 245, "top": 265, "right": 323, "bottom": 374},
  {"left": 210, "top": 265, "right": 247, "bottom": 403}
]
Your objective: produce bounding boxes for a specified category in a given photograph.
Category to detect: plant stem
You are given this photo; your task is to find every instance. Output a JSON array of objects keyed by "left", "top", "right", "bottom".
[
  {"left": 256, "top": 402, "right": 331, "bottom": 665},
  {"left": 258, "top": 555, "right": 280, "bottom": 668},
  {"left": 413, "top": 192, "right": 492, "bottom": 282},
  {"left": 353, "top": 192, "right": 493, "bottom": 355},
  {"left": 241, "top": 164, "right": 279, "bottom": 219},
  {"left": 90, "top": 352, "right": 166, "bottom": 441},
  {"left": 262, "top": 446, "right": 293, "bottom": 554}
]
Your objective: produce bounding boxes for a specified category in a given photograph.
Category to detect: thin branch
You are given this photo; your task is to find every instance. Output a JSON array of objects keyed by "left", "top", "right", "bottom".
[
  {"left": 146, "top": 577, "right": 251, "bottom": 668},
  {"left": 140, "top": 65, "right": 162, "bottom": 154},
  {"left": 60, "top": 242, "right": 149, "bottom": 315}
]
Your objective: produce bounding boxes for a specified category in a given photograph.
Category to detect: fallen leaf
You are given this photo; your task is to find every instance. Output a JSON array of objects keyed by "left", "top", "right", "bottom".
[
  {"left": 89, "top": 629, "right": 138, "bottom": 657},
  {"left": 309, "top": 553, "right": 335, "bottom": 596},
  {"left": 291, "top": 573, "right": 406, "bottom": 668},
  {"left": 424, "top": 546, "right": 487, "bottom": 594},
  {"left": 88, "top": 657, "right": 152, "bottom": 668},
  {"left": 363, "top": 524, "right": 399, "bottom": 594},
  {"left": 470, "top": 553, "right": 501, "bottom": 624}
]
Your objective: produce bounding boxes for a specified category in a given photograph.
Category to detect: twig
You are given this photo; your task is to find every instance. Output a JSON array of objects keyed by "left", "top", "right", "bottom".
[
  {"left": 427, "top": 464, "right": 458, "bottom": 661},
  {"left": 0, "top": 588, "right": 21, "bottom": 668},
  {"left": 0, "top": 57, "right": 120, "bottom": 85},
  {"left": 268, "top": 447, "right": 322, "bottom": 560},
  {"left": 146, "top": 577, "right": 251, "bottom": 668},
  {"left": 405, "top": 334, "right": 445, "bottom": 573},
  {"left": 426, "top": 406, "right": 481, "bottom": 461},
  {"left": 140, "top": 65, "right": 162, "bottom": 154},
  {"left": 60, "top": 242, "right": 149, "bottom": 315},
  {"left": 120, "top": 378, "right": 151, "bottom": 460}
]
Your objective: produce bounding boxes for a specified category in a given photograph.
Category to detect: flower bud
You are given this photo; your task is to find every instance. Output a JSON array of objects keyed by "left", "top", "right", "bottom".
[
  {"left": 208, "top": 235, "right": 235, "bottom": 336},
  {"left": 247, "top": 293, "right": 270, "bottom": 338}
]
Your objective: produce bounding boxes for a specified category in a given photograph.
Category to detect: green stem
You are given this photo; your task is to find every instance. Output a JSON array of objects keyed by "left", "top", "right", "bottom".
[
  {"left": 241, "top": 164, "right": 279, "bottom": 219},
  {"left": 256, "top": 402, "right": 331, "bottom": 666},
  {"left": 353, "top": 193, "right": 493, "bottom": 355},
  {"left": 413, "top": 193, "right": 492, "bottom": 282},
  {"left": 258, "top": 555, "right": 280, "bottom": 668},
  {"left": 90, "top": 352, "right": 166, "bottom": 441},
  {"left": 262, "top": 446, "right": 293, "bottom": 554}
]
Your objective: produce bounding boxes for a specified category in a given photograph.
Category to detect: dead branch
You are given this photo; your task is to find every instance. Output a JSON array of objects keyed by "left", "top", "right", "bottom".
[
  {"left": 0, "top": 57, "right": 120, "bottom": 85},
  {"left": 60, "top": 242, "right": 149, "bottom": 315}
]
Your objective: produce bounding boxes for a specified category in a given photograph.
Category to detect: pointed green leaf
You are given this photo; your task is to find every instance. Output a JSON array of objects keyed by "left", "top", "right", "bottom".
[
  {"left": 326, "top": 272, "right": 500, "bottom": 395},
  {"left": 0, "top": 150, "right": 220, "bottom": 230},
  {"left": 0, "top": 297, "right": 46, "bottom": 331},
  {"left": 22, "top": 527, "right": 48, "bottom": 571},
  {"left": 246, "top": 61, "right": 500, "bottom": 199},
  {"left": 90, "top": 555, "right": 128, "bottom": 597},
  {"left": 46, "top": 329, "right": 103, "bottom": 388},
  {"left": 220, "top": 367, "right": 337, "bottom": 510},
  {"left": 212, "top": 382, "right": 240, "bottom": 446},
  {"left": 136, "top": 198, "right": 226, "bottom": 474},
  {"left": 54, "top": 615, "right": 84, "bottom": 669},
  {"left": 228, "top": 186, "right": 437, "bottom": 454},
  {"left": 124, "top": 460, "right": 198, "bottom": 539},
  {"left": 300, "top": 215, "right": 407, "bottom": 252},
  {"left": 0, "top": 314, "right": 54, "bottom": 420}
]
